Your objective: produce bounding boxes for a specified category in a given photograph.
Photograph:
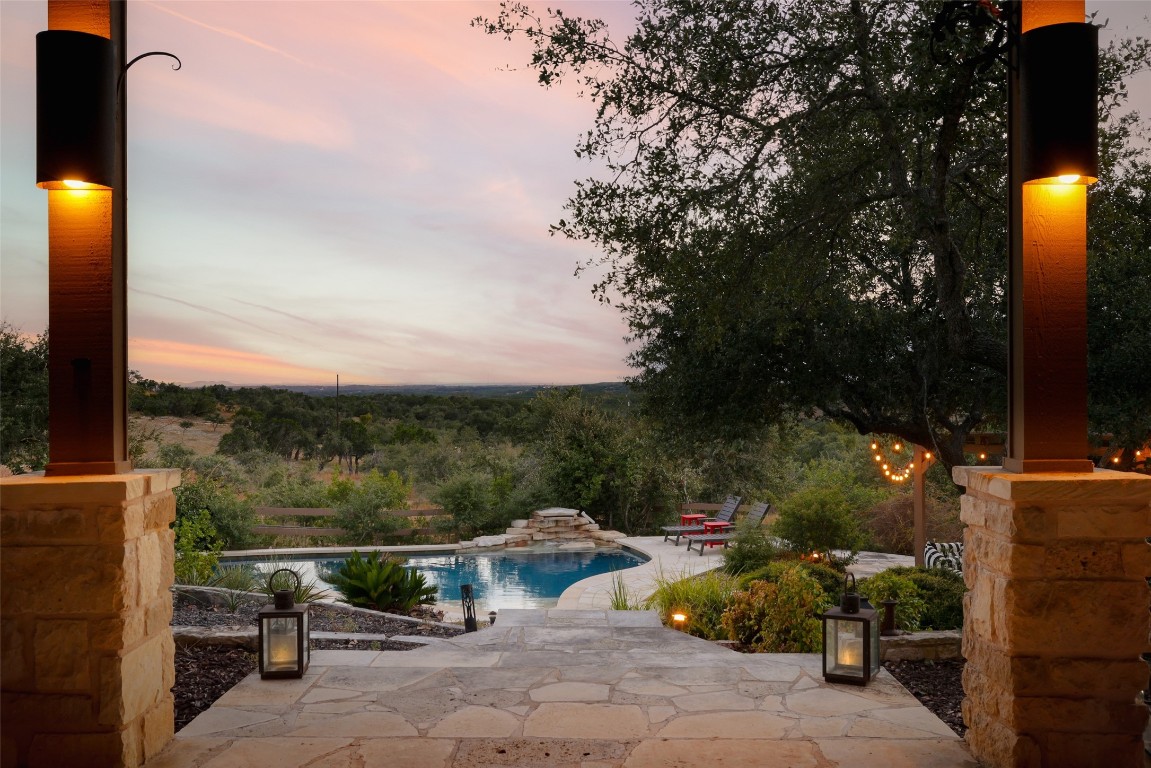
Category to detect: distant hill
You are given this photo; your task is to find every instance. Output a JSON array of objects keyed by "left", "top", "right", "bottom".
[{"left": 268, "top": 382, "right": 631, "bottom": 399}]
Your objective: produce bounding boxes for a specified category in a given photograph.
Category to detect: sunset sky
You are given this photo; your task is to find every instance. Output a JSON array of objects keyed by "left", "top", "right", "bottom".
[{"left": 2, "top": 1, "right": 1147, "bottom": 386}]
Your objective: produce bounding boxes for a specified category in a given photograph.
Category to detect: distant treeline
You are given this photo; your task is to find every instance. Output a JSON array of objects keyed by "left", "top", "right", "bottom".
[{"left": 128, "top": 375, "right": 632, "bottom": 470}]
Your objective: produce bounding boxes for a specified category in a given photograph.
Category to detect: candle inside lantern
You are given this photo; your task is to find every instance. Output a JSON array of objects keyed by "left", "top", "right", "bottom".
[
  {"left": 837, "top": 638, "right": 863, "bottom": 667},
  {"left": 263, "top": 616, "right": 299, "bottom": 671}
]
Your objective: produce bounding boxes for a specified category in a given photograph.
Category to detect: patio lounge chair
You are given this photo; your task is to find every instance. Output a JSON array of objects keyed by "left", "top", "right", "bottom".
[
  {"left": 924, "top": 540, "right": 964, "bottom": 574},
  {"left": 661, "top": 495, "right": 741, "bottom": 545},
  {"left": 685, "top": 502, "right": 772, "bottom": 555}
]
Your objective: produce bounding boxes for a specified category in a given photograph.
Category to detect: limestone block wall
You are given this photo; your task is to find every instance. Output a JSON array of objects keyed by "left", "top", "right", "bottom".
[
  {"left": 957, "top": 467, "right": 1150, "bottom": 768},
  {"left": 1, "top": 469, "right": 180, "bottom": 768}
]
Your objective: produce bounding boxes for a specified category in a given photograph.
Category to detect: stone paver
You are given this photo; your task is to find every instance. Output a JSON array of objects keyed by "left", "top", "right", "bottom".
[{"left": 154, "top": 607, "right": 975, "bottom": 767}]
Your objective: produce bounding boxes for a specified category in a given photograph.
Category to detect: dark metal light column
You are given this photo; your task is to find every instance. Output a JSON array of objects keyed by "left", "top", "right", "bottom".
[
  {"left": 1003, "top": 0, "right": 1098, "bottom": 473},
  {"left": 38, "top": 1, "right": 131, "bottom": 475}
]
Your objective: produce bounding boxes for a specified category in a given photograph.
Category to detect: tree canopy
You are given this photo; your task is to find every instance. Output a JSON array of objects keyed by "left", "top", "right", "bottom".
[{"left": 478, "top": 0, "right": 1151, "bottom": 469}]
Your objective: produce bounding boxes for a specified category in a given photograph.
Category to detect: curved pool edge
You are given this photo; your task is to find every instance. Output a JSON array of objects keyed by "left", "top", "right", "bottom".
[{"left": 555, "top": 535, "right": 726, "bottom": 610}]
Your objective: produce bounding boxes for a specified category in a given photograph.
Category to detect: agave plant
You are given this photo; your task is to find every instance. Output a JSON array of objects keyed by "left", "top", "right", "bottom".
[{"left": 327, "top": 551, "right": 437, "bottom": 613}]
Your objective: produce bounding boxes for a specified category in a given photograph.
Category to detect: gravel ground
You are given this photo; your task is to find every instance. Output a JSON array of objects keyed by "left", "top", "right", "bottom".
[
  {"left": 171, "top": 594, "right": 966, "bottom": 737},
  {"left": 884, "top": 659, "right": 966, "bottom": 737}
]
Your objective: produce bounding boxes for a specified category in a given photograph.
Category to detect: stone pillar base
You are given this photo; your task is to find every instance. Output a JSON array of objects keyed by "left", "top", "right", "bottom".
[
  {"left": 956, "top": 467, "right": 1150, "bottom": 768},
  {"left": 1, "top": 470, "right": 180, "bottom": 768}
]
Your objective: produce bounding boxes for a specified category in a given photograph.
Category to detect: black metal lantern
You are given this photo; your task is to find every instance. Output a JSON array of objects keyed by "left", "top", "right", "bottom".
[
  {"left": 820, "top": 574, "right": 880, "bottom": 686},
  {"left": 258, "top": 569, "right": 310, "bottom": 679}
]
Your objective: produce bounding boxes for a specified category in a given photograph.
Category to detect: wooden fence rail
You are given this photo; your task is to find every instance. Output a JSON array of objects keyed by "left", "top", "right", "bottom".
[{"left": 251, "top": 506, "right": 448, "bottom": 538}]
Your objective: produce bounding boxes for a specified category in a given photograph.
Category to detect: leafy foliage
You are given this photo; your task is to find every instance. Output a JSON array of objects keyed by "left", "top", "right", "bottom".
[
  {"left": 331, "top": 470, "right": 411, "bottom": 545},
  {"left": 720, "top": 520, "right": 779, "bottom": 576},
  {"left": 857, "top": 570, "right": 927, "bottom": 632},
  {"left": 477, "top": 0, "right": 1151, "bottom": 470},
  {"left": 174, "top": 476, "right": 255, "bottom": 550},
  {"left": 722, "top": 567, "right": 830, "bottom": 652},
  {"left": 173, "top": 509, "right": 223, "bottom": 585},
  {"left": 0, "top": 324, "right": 48, "bottom": 471},
  {"left": 325, "top": 551, "right": 438, "bottom": 613},
  {"left": 644, "top": 569, "right": 739, "bottom": 640},
  {"left": 772, "top": 468, "right": 881, "bottom": 557},
  {"left": 885, "top": 566, "right": 965, "bottom": 630}
]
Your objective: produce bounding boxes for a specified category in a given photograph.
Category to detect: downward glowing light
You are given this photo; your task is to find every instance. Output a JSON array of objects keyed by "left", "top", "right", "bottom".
[
  {"left": 62, "top": 179, "right": 92, "bottom": 189},
  {"left": 1056, "top": 174, "right": 1081, "bottom": 184}
]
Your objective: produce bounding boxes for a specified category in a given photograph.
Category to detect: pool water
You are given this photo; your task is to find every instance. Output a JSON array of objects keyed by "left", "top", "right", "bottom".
[{"left": 222, "top": 546, "right": 648, "bottom": 612}]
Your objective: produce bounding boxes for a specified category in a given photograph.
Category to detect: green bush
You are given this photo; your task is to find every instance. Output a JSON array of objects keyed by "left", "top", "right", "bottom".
[
  {"left": 722, "top": 567, "right": 829, "bottom": 652},
  {"left": 173, "top": 509, "right": 222, "bottom": 585},
  {"left": 644, "top": 569, "right": 739, "bottom": 640},
  {"left": 772, "top": 484, "right": 871, "bottom": 556},
  {"left": 886, "top": 566, "right": 965, "bottom": 630},
  {"left": 721, "top": 520, "right": 778, "bottom": 576},
  {"left": 799, "top": 561, "right": 848, "bottom": 597},
  {"left": 721, "top": 580, "right": 775, "bottom": 648},
  {"left": 326, "top": 551, "right": 437, "bottom": 613},
  {"left": 173, "top": 477, "right": 255, "bottom": 549},
  {"left": 435, "top": 470, "right": 497, "bottom": 537},
  {"left": 332, "top": 470, "right": 411, "bottom": 545},
  {"left": 857, "top": 570, "right": 926, "bottom": 631}
]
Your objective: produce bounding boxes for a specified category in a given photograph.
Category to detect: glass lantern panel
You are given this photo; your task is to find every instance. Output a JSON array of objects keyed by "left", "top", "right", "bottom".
[
  {"left": 825, "top": 617, "right": 865, "bottom": 679},
  {"left": 262, "top": 615, "right": 300, "bottom": 673},
  {"left": 868, "top": 615, "right": 881, "bottom": 677},
  {"left": 302, "top": 610, "right": 310, "bottom": 667}
]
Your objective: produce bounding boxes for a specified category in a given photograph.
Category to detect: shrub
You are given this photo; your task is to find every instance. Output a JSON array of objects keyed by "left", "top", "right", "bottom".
[
  {"left": 174, "top": 477, "right": 255, "bottom": 549},
  {"left": 435, "top": 470, "right": 497, "bottom": 537},
  {"left": 721, "top": 520, "right": 778, "bottom": 576},
  {"left": 799, "top": 561, "right": 848, "bottom": 597},
  {"left": 332, "top": 470, "right": 410, "bottom": 545},
  {"left": 886, "top": 566, "right": 965, "bottom": 630},
  {"left": 857, "top": 570, "right": 926, "bottom": 631},
  {"left": 644, "top": 569, "right": 739, "bottom": 640},
  {"left": 772, "top": 484, "right": 871, "bottom": 556},
  {"left": 326, "top": 551, "right": 437, "bottom": 613},
  {"left": 173, "top": 509, "right": 222, "bottom": 585},
  {"left": 723, "top": 567, "right": 829, "bottom": 652}
]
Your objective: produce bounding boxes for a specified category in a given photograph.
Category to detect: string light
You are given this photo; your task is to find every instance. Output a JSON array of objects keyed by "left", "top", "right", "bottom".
[{"left": 868, "top": 435, "right": 923, "bottom": 484}]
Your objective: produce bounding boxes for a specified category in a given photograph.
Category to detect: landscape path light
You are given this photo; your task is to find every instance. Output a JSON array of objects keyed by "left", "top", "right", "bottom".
[
  {"left": 258, "top": 569, "right": 311, "bottom": 679},
  {"left": 461, "top": 583, "right": 478, "bottom": 633}
]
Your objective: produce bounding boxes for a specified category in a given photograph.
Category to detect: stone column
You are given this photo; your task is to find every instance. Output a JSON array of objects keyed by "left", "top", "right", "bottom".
[
  {"left": 957, "top": 466, "right": 1150, "bottom": 768},
  {"left": 1, "top": 469, "right": 180, "bottom": 767}
]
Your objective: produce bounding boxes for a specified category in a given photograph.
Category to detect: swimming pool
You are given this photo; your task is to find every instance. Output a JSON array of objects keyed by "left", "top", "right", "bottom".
[{"left": 221, "top": 546, "right": 649, "bottom": 612}]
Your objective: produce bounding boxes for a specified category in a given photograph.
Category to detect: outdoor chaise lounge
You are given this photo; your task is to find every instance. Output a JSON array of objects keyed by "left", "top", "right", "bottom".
[
  {"left": 924, "top": 540, "right": 964, "bottom": 574},
  {"left": 685, "top": 501, "right": 772, "bottom": 555},
  {"left": 661, "top": 495, "right": 741, "bottom": 545}
]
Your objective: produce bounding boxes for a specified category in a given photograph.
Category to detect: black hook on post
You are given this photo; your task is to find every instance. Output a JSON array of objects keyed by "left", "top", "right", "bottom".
[{"left": 117, "top": 50, "right": 181, "bottom": 94}]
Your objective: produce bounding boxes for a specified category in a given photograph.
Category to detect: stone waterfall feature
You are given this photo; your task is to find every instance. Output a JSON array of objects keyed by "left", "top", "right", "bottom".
[{"left": 457, "top": 507, "right": 626, "bottom": 552}]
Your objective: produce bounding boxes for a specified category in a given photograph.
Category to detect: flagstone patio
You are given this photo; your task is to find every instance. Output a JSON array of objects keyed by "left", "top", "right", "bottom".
[{"left": 149, "top": 607, "right": 976, "bottom": 767}]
